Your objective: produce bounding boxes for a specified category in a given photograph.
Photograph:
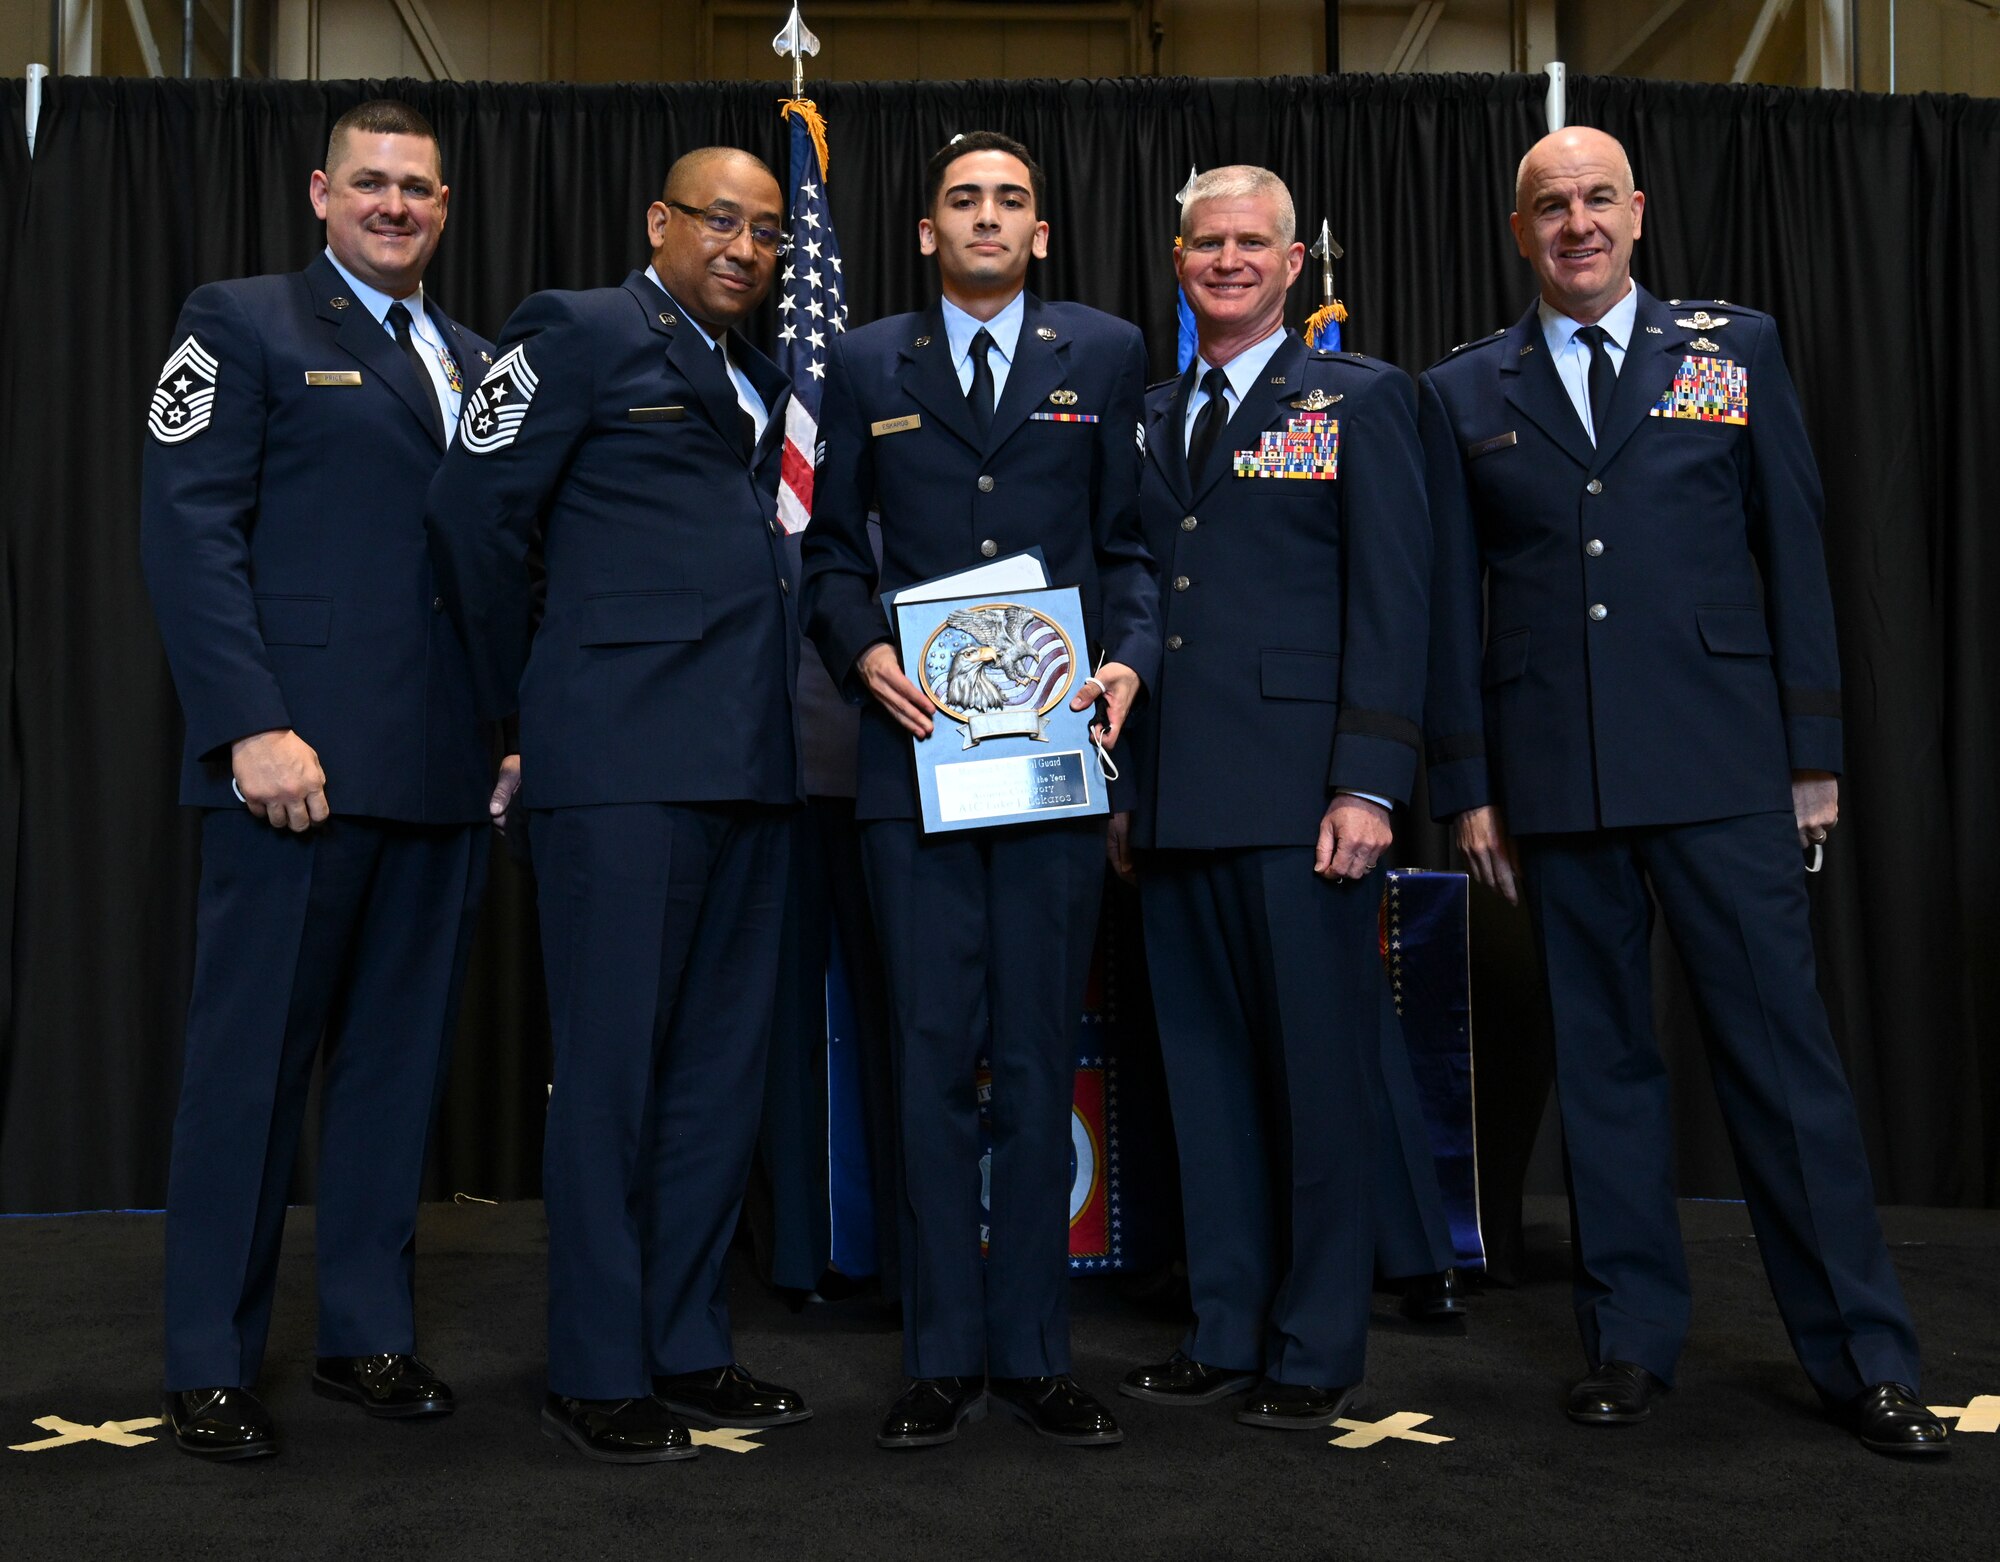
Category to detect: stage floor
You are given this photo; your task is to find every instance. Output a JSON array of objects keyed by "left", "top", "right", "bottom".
[{"left": 4, "top": 1198, "right": 1995, "bottom": 1559}]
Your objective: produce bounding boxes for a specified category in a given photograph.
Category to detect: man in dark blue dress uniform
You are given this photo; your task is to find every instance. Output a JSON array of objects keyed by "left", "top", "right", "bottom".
[
  {"left": 1110, "top": 166, "right": 1432, "bottom": 1429},
  {"left": 142, "top": 100, "right": 502, "bottom": 1461},
  {"left": 427, "top": 148, "right": 809, "bottom": 1464},
  {"left": 1420, "top": 126, "right": 1946, "bottom": 1455},
  {"left": 802, "top": 133, "right": 1160, "bottom": 1449}
]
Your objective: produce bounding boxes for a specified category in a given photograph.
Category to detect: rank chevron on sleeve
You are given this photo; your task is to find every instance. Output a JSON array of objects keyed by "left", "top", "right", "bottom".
[
  {"left": 148, "top": 335, "right": 220, "bottom": 444},
  {"left": 460, "top": 342, "right": 539, "bottom": 454}
]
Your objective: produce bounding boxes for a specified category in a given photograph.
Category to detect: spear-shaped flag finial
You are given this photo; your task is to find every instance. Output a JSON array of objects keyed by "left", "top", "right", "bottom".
[
  {"left": 772, "top": 2, "right": 820, "bottom": 101},
  {"left": 1305, "top": 218, "right": 1348, "bottom": 351}
]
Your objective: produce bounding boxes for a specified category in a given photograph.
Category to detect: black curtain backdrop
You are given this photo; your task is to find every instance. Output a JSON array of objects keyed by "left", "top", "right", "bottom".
[{"left": 0, "top": 73, "right": 1992, "bottom": 1214}]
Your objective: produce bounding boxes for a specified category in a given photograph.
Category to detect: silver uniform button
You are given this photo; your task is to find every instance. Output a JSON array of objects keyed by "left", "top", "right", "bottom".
[
  {"left": 1181, "top": 515, "right": 1198, "bottom": 531},
  {"left": 1586, "top": 478, "right": 1604, "bottom": 496},
  {"left": 980, "top": 539, "right": 998, "bottom": 558},
  {"left": 1173, "top": 576, "right": 1190, "bottom": 592},
  {"left": 1585, "top": 539, "right": 1604, "bottom": 557},
  {"left": 1589, "top": 603, "right": 1608, "bottom": 621},
  {"left": 976, "top": 474, "right": 995, "bottom": 493},
  {"left": 432, "top": 595, "right": 444, "bottom": 613},
  {"left": 1166, "top": 634, "right": 1185, "bottom": 651},
  {"left": 780, "top": 578, "right": 790, "bottom": 594}
]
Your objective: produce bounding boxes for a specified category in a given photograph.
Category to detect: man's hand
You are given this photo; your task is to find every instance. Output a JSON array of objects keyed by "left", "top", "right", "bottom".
[
  {"left": 1456, "top": 804, "right": 1521, "bottom": 905},
  {"left": 1793, "top": 769, "right": 1838, "bottom": 849},
  {"left": 1107, "top": 810, "right": 1136, "bottom": 885},
  {"left": 859, "top": 642, "right": 935, "bottom": 738},
  {"left": 1316, "top": 795, "right": 1392, "bottom": 882},
  {"left": 1071, "top": 661, "right": 1141, "bottom": 751},
  {"left": 490, "top": 753, "right": 522, "bottom": 833},
  {"left": 231, "top": 728, "right": 328, "bottom": 833}
]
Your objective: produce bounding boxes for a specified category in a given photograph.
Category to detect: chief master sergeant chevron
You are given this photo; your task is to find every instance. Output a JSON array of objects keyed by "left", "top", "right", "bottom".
[
  {"left": 1419, "top": 125, "right": 1946, "bottom": 1456},
  {"left": 426, "top": 147, "right": 810, "bottom": 1464},
  {"left": 141, "top": 99, "right": 501, "bottom": 1462}
]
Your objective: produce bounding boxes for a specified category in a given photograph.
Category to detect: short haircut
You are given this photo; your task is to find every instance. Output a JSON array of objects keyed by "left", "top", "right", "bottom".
[
  {"left": 326, "top": 99, "right": 440, "bottom": 174},
  {"left": 662, "top": 146, "right": 778, "bottom": 205},
  {"left": 924, "top": 131, "right": 1046, "bottom": 216},
  {"left": 1514, "top": 130, "right": 1635, "bottom": 211},
  {"left": 1179, "top": 165, "right": 1296, "bottom": 247}
]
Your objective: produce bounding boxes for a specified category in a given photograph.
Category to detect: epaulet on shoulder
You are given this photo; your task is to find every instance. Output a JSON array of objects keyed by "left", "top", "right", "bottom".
[
  {"left": 1428, "top": 328, "right": 1506, "bottom": 369},
  {"left": 1663, "top": 297, "right": 1766, "bottom": 317},
  {"left": 1309, "top": 349, "right": 1383, "bottom": 371}
]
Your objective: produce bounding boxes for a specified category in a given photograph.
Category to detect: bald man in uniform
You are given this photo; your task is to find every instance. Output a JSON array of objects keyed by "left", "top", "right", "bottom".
[{"left": 1419, "top": 127, "right": 1945, "bottom": 1456}]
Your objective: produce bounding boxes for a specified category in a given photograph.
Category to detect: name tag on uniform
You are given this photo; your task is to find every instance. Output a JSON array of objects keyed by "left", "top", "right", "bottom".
[
  {"left": 304, "top": 371, "right": 363, "bottom": 387},
  {"left": 628, "top": 406, "right": 685, "bottom": 422},
  {"left": 1465, "top": 430, "right": 1517, "bottom": 458},
  {"left": 872, "top": 415, "right": 921, "bottom": 437}
]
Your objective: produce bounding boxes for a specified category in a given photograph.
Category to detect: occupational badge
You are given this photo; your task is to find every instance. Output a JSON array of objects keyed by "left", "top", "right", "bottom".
[
  {"left": 1049, "top": 389, "right": 1079, "bottom": 406},
  {"left": 460, "top": 343, "right": 539, "bottom": 454},
  {"left": 1689, "top": 336, "right": 1721, "bottom": 353},
  {"left": 1650, "top": 356, "right": 1748, "bottom": 425},
  {"left": 1674, "top": 310, "right": 1729, "bottom": 331},
  {"left": 1290, "top": 388, "right": 1342, "bottom": 412},
  {"left": 148, "top": 335, "right": 219, "bottom": 444},
  {"left": 1036, "top": 327, "right": 1058, "bottom": 341}
]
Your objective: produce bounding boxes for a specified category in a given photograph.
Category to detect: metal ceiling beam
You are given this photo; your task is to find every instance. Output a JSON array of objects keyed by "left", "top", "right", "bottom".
[{"left": 1385, "top": 0, "right": 1444, "bottom": 73}]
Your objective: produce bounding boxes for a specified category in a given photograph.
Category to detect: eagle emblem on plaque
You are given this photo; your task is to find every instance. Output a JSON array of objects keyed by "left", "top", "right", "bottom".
[{"left": 921, "top": 603, "right": 1076, "bottom": 748}]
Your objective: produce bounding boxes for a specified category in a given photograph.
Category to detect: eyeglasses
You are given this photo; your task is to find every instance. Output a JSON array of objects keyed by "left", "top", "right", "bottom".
[{"left": 667, "top": 201, "right": 790, "bottom": 255}]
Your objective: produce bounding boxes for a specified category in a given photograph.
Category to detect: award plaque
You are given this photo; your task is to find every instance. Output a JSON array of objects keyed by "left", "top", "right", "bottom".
[{"left": 892, "top": 583, "right": 1106, "bottom": 834}]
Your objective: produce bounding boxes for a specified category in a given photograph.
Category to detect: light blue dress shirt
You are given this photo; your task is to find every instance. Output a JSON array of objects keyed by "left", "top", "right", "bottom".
[
  {"left": 1537, "top": 282, "right": 1638, "bottom": 445},
  {"left": 323, "top": 247, "right": 463, "bottom": 444},
  {"left": 941, "top": 290, "right": 1026, "bottom": 406},
  {"left": 1182, "top": 323, "right": 1289, "bottom": 451}
]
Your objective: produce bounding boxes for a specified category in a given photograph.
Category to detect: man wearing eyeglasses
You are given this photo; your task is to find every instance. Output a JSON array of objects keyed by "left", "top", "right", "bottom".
[{"left": 427, "top": 147, "right": 808, "bottom": 1464}]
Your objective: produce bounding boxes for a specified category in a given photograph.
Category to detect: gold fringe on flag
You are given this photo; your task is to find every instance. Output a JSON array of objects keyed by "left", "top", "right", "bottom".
[
  {"left": 780, "top": 96, "right": 832, "bottom": 181},
  {"left": 1303, "top": 300, "right": 1349, "bottom": 341}
]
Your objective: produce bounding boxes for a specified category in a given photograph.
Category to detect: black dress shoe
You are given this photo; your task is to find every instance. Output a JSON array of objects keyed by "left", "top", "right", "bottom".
[
  {"left": 989, "top": 1375, "right": 1124, "bottom": 1446},
  {"left": 540, "top": 1394, "right": 698, "bottom": 1464},
  {"left": 162, "top": 1387, "right": 276, "bottom": 1462},
  {"left": 877, "top": 1377, "right": 987, "bottom": 1449},
  {"left": 1235, "top": 1379, "right": 1362, "bottom": 1429},
  {"left": 1119, "top": 1350, "right": 1258, "bottom": 1406},
  {"left": 311, "top": 1354, "right": 454, "bottom": 1418},
  {"left": 1847, "top": 1382, "right": 1950, "bottom": 1457},
  {"left": 1565, "top": 1360, "right": 1667, "bottom": 1425},
  {"left": 1399, "top": 1268, "right": 1470, "bottom": 1325},
  {"left": 652, "top": 1363, "right": 812, "bottom": 1428}
]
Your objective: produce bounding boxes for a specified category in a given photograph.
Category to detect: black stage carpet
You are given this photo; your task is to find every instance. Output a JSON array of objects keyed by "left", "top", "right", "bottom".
[{"left": 4, "top": 1198, "right": 1995, "bottom": 1560}]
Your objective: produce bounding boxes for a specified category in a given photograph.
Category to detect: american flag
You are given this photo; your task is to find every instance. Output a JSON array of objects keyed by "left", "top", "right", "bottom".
[{"left": 774, "top": 102, "right": 848, "bottom": 534}]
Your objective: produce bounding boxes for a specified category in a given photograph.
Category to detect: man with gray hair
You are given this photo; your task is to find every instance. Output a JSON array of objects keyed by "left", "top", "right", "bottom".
[{"left": 1112, "top": 164, "right": 1431, "bottom": 1428}]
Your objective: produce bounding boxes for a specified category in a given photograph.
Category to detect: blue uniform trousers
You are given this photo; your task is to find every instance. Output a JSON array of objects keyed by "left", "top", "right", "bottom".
[
  {"left": 530, "top": 802, "right": 789, "bottom": 1399},
  {"left": 1136, "top": 848, "right": 1383, "bottom": 1389},
  {"left": 1520, "top": 810, "right": 1921, "bottom": 1400},
  {"left": 163, "top": 809, "right": 486, "bottom": 1390},
  {"left": 862, "top": 817, "right": 1102, "bottom": 1380}
]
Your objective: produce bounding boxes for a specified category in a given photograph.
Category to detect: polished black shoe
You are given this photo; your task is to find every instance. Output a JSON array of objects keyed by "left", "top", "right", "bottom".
[
  {"left": 1399, "top": 1268, "right": 1470, "bottom": 1325},
  {"left": 540, "top": 1394, "right": 698, "bottom": 1464},
  {"left": 652, "top": 1363, "right": 812, "bottom": 1428},
  {"left": 162, "top": 1387, "right": 276, "bottom": 1462},
  {"left": 1847, "top": 1382, "right": 1950, "bottom": 1457},
  {"left": 1118, "top": 1350, "right": 1258, "bottom": 1406},
  {"left": 1235, "top": 1378, "right": 1362, "bottom": 1429},
  {"left": 1565, "top": 1360, "right": 1667, "bottom": 1425},
  {"left": 989, "top": 1374, "right": 1124, "bottom": 1446},
  {"left": 877, "top": 1376, "right": 988, "bottom": 1449},
  {"left": 311, "top": 1353, "right": 454, "bottom": 1418}
]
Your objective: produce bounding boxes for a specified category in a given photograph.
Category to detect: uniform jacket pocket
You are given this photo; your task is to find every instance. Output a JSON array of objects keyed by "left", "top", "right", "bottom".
[
  {"left": 578, "top": 590, "right": 704, "bottom": 645},
  {"left": 255, "top": 594, "right": 332, "bottom": 646},
  {"left": 1695, "top": 605, "right": 1772, "bottom": 656},
  {"left": 1482, "top": 627, "right": 1529, "bottom": 687}
]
